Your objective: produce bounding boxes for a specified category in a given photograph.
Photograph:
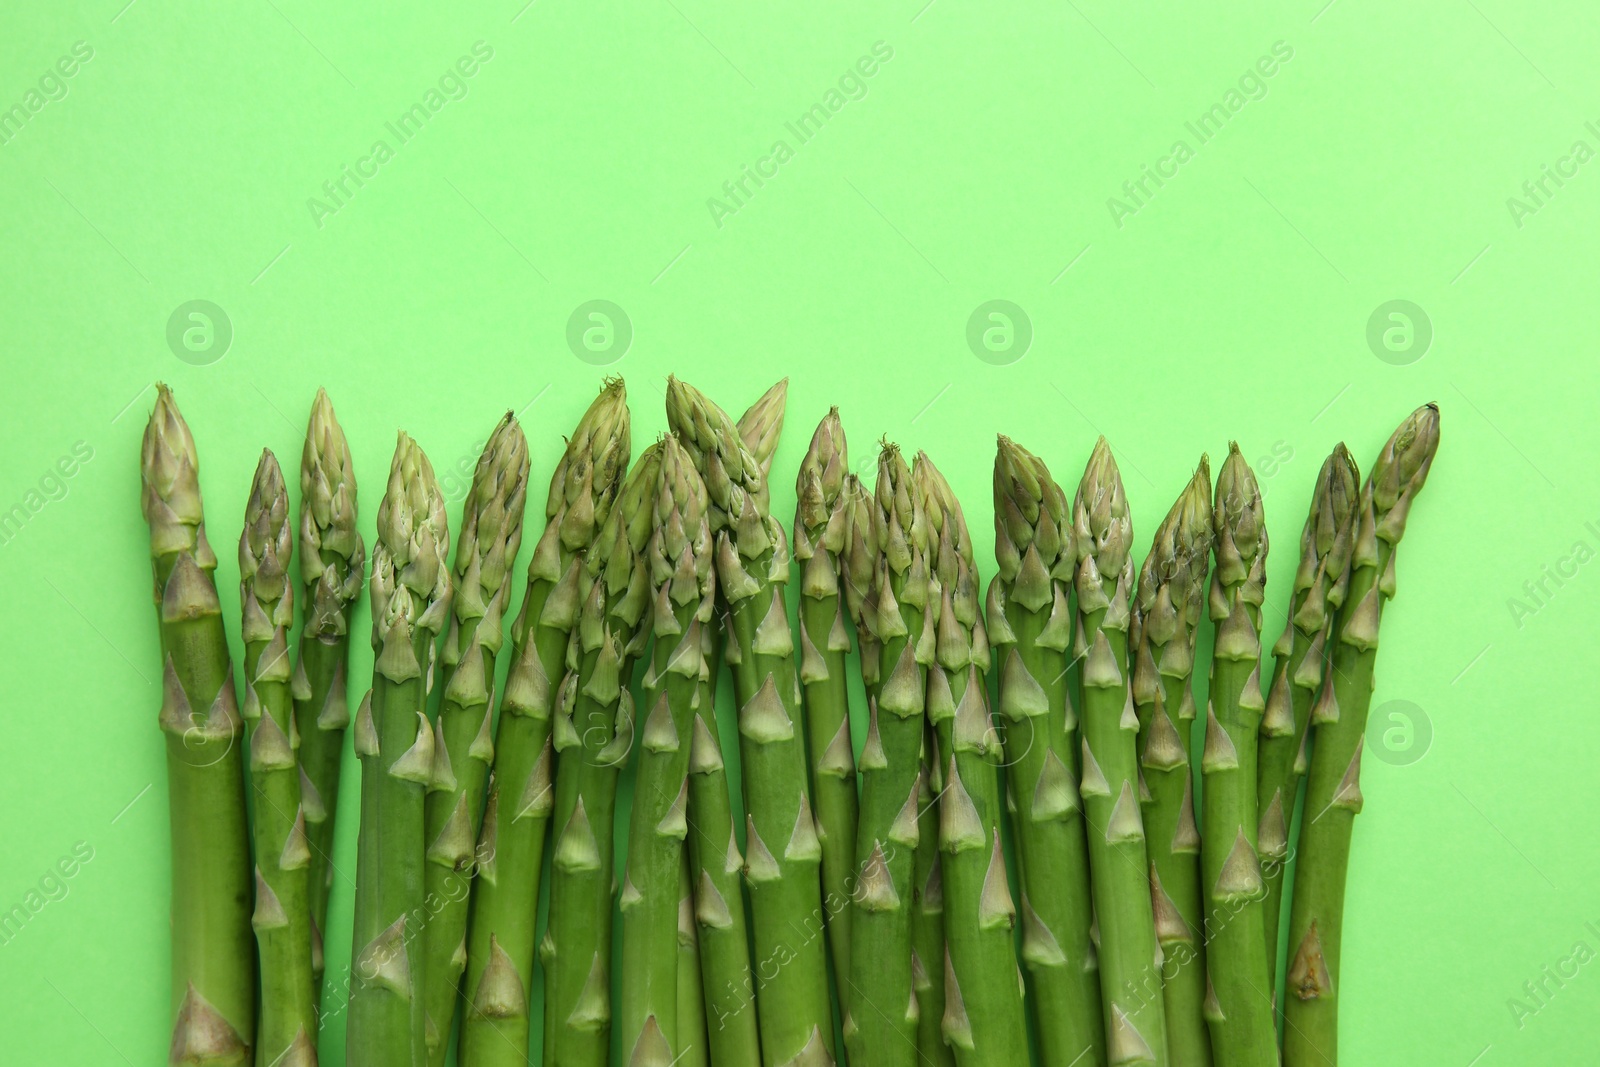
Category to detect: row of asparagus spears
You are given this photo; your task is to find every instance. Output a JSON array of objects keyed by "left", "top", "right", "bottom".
[{"left": 141, "top": 377, "right": 1438, "bottom": 1067}]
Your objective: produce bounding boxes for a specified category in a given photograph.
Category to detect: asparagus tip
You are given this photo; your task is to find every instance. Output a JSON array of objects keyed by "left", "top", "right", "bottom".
[
  {"left": 242, "top": 449, "right": 292, "bottom": 609},
  {"left": 737, "top": 376, "right": 791, "bottom": 470}
]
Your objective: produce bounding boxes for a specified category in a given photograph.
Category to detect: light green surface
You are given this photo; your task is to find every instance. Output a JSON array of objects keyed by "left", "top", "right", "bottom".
[{"left": 2, "top": 1, "right": 1596, "bottom": 1064}]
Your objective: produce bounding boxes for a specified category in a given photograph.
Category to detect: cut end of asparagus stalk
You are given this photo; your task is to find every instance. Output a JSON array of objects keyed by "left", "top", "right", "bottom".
[{"left": 300, "top": 389, "right": 364, "bottom": 638}]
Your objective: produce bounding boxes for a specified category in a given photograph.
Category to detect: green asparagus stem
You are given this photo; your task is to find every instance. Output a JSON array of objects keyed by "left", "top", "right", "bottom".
[
  {"left": 239, "top": 451, "right": 319, "bottom": 1067},
  {"left": 461, "top": 381, "right": 632, "bottom": 1067},
  {"left": 543, "top": 443, "right": 661, "bottom": 1067},
  {"left": 917, "top": 453, "right": 1028, "bottom": 1064},
  {"left": 422, "top": 415, "right": 530, "bottom": 1065},
  {"left": 793, "top": 410, "right": 859, "bottom": 992},
  {"left": 1130, "top": 458, "right": 1213, "bottom": 1067},
  {"left": 678, "top": 853, "right": 712, "bottom": 1067},
  {"left": 684, "top": 623, "right": 762, "bottom": 1067},
  {"left": 674, "top": 387, "right": 781, "bottom": 1067},
  {"left": 620, "top": 436, "right": 715, "bottom": 1065},
  {"left": 1199, "top": 444, "right": 1276, "bottom": 1067},
  {"left": 292, "top": 389, "right": 364, "bottom": 1001},
  {"left": 843, "top": 444, "right": 931, "bottom": 1067},
  {"left": 987, "top": 436, "right": 1104, "bottom": 1067},
  {"left": 838, "top": 475, "right": 878, "bottom": 700},
  {"left": 347, "top": 433, "right": 453, "bottom": 1067},
  {"left": 667, "top": 377, "right": 835, "bottom": 1067},
  {"left": 911, "top": 729, "right": 954, "bottom": 1067},
  {"left": 1256, "top": 446, "right": 1359, "bottom": 989},
  {"left": 1072, "top": 438, "right": 1168, "bottom": 1066},
  {"left": 1284, "top": 405, "right": 1439, "bottom": 1067},
  {"left": 143, "top": 386, "right": 255, "bottom": 1066}
]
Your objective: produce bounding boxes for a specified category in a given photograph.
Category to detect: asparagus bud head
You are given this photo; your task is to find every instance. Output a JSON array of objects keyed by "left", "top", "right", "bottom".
[{"left": 300, "top": 388, "right": 364, "bottom": 638}]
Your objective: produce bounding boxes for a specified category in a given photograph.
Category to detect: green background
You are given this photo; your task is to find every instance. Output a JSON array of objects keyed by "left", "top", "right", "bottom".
[{"left": 3, "top": 0, "right": 1596, "bottom": 1063}]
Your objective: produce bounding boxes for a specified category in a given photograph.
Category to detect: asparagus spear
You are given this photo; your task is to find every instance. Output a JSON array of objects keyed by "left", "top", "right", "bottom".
[
  {"left": 293, "top": 389, "right": 364, "bottom": 999},
  {"left": 910, "top": 728, "right": 954, "bottom": 1067},
  {"left": 1199, "top": 444, "right": 1276, "bottom": 1066},
  {"left": 239, "top": 451, "right": 319, "bottom": 1067},
  {"left": 1073, "top": 438, "right": 1167, "bottom": 1066},
  {"left": 1284, "top": 405, "right": 1439, "bottom": 1067},
  {"left": 143, "top": 386, "right": 255, "bottom": 1066},
  {"left": 675, "top": 377, "right": 783, "bottom": 1064},
  {"left": 843, "top": 444, "right": 930, "bottom": 1067},
  {"left": 1130, "top": 458, "right": 1213, "bottom": 1067},
  {"left": 678, "top": 853, "right": 712, "bottom": 1067},
  {"left": 684, "top": 640, "right": 762, "bottom": 1067},
  {"left": 793, "top": 410, "right": 859, "bottom": 990},
  {"left": 422, "top": 415, "right": 530, "bottom": 1065},
  {"left": 543, "top": 442, "right": 661, "bottom": 1067},
  {"left": 347, "top": 433, "right": 453, "bottom": 1067},
  {"left": 460, "top": 381, "right": 632, "bottom": 1067},
  {"left": 917, "top": 453, "right": 1027, "bottom": 1064},
  {"left": 987, "top": 436, "right": 1104, "bottom": 1067},
  {"left": 666, "top": 377, "right": 835, "bottom": 1067},
  {"left": 737, "top": 378, "right": 789, "bottom": 513},
  {"left": 620, "top": 436, "right": 714, "bottom": 1064},
  {"left": 1256, "top": 445, "right": 1359, "bottom": 983},
  {"left": 838, "top": 474, "right": 879, "bottom": 700}
]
